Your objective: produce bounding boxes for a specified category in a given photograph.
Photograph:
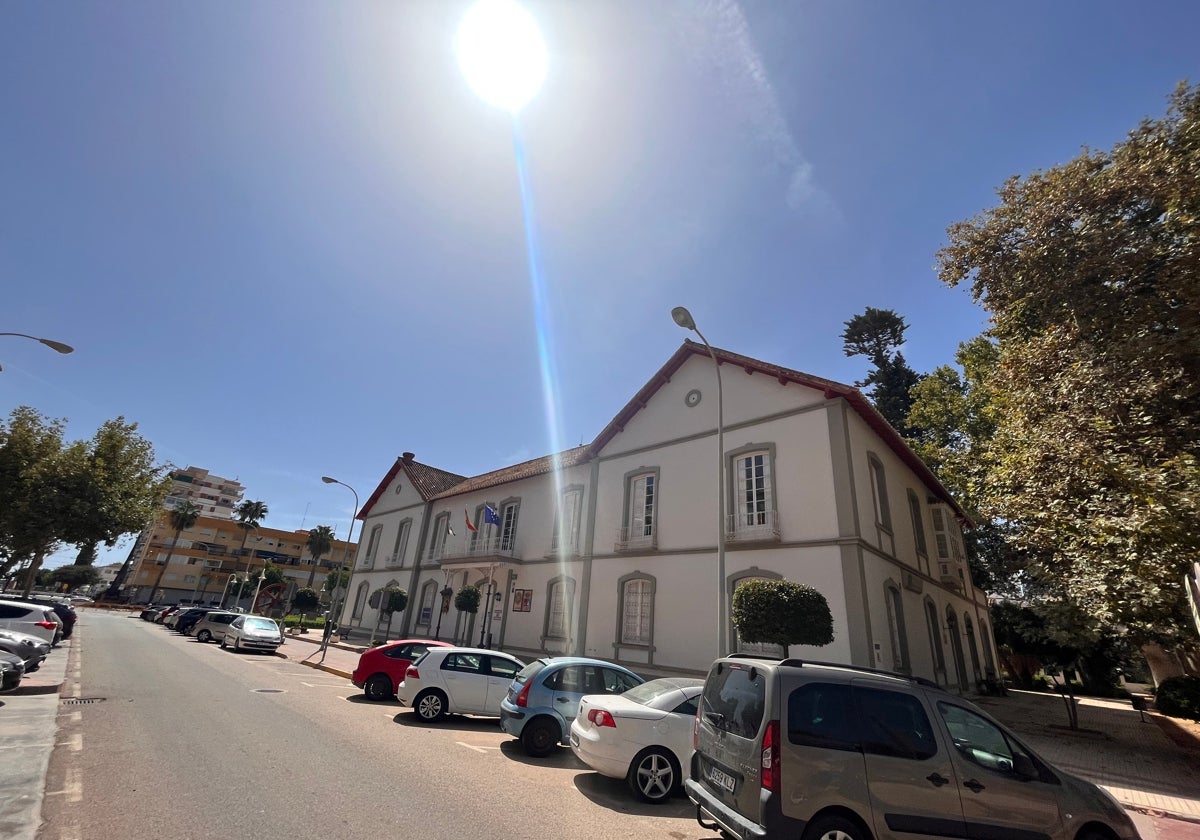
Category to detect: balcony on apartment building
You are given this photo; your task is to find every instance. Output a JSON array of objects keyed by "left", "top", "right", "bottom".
[{"left": 726, "top": 509, "right": 781, "bottom": 544}]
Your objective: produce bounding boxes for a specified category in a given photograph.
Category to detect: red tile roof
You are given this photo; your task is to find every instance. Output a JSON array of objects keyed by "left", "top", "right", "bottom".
[
  {"left": 432, "top": 446, "right": 591, "bottom": 499},
  {"left": 357, "top": 456, "right": 466, "bottom": 520}
]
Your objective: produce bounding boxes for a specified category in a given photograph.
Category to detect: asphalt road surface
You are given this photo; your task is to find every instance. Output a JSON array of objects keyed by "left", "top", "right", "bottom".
[{"left": 36, "top": 610, "right": 714, "bottom": 840}]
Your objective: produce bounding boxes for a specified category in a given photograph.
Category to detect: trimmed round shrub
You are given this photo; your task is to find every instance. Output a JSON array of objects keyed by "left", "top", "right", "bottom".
[{"left": 1155, "top": 676, "right": 1200, "bottom": 721}]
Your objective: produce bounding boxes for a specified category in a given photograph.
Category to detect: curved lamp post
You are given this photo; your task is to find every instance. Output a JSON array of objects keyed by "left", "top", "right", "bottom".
[
  {"left": 319, "top": 476, "right": 359, "bottom": 662},
  {"left": 219, "top": 574, "right": 237, "bottom": 609},
  {"left": 671, "top": 306, "right": 728, "bottom": 657},
  {"left": 0, "top": 332, "right": 73, "bottom": 372}
]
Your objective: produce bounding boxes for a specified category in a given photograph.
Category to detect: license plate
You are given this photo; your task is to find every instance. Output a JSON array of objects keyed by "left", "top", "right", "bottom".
[{"left": 707, "top": 765, "right": 736, "bottom": 792}]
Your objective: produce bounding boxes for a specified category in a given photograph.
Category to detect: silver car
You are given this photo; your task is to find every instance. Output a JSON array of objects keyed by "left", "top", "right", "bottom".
[
  {"left": 0, "top": 628, "right": 50, "bottom": 671},
  {"left": 189, "top": 611, "right": 240, "bottom": 643},
  {"left": 686, "top": 656, "right": 1140, "bottom": 840},
  {"left": 220, "top": 616, "right": 282, "bottom": 654}
]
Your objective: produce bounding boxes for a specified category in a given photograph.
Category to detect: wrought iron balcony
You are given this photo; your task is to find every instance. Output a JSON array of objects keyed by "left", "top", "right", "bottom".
[
  {"left": 726, "top": 509, "right": 781, "bottom": 543},
  {"left": 428, "top": 536, "right": 521, "bottom": 564}
]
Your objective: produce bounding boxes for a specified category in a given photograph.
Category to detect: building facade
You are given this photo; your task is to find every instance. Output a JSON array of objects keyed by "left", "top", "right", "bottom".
[
  {"left": 126, "top": 513, "right": 357, "bottom": 607},
  {"left": 340, "top": 341, "right": 998, "bottom": 689},
  {"left": 164, "top": 466, "right": 245, "bottom": 519}
]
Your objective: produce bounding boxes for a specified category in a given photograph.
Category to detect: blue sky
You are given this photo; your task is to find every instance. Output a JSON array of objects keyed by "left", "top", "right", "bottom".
[{"left": 3, "top": 1, "right": 1196, "bottom": 571}]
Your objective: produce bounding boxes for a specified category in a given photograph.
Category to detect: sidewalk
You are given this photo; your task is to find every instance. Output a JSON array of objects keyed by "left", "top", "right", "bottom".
[{"left": 280, "top": 630, "right": 362, "bottom": 680}]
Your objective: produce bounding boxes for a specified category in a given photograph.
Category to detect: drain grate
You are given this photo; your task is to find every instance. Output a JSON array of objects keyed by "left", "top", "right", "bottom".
[
  {"left": 62, "top": 697, "right": 105, "bottom": 705},
  {"left": 253, "top": 689, "right": 285, "bottom": 694}
]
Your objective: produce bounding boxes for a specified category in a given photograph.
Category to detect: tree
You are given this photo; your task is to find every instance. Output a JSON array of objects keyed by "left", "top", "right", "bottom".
[
  {"left": 0, "top": 407, "right": 89, "bottom": 593},
  {"left": 51, "top": 564, "right": 100, "bottom": 591},
  {"left": 293, "top": 587, "right": 320, "bottom": 631},
  {"left": 69, "top": 417, "right": 170, "bottom": 566},
  {"left": 937, "top": 82, "right": 1200, "bottom": 640},
  {"left": 304, "top": 525, "right": 335, "bottom": 588},
  {"left": 375, "top": 585, "right": 408, "bottom": 639},
  {"left": 146, "top": 501, "right": 202, "bottom": 603},
  {"left": 455, "top": 584, "right": 481, "bottom": 614},
  {"left": 841, "top": 307, "right": 923, "bottom": 435},
  {"left": 731, "top": 579, "right": 834, "bottom": 656},
  {"left": 234, "top": 499, "right": 269, "bottom": 582},
  {"left": 323, "top": 566, "right": 350, "bottom": 602}
]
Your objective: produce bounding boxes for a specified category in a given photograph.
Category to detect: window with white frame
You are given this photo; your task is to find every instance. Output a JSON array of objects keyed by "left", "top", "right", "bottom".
[
  {"left": 390, "top": 520, "right": 411, "bottom": 567},
  {"left": 628, "top": 473, "right": 655, "bottom": 539},
  {"left": 885, "top": 584, "right": 910, "bottom": 672},
  {"left": 430, "top": 513, "right": 450, "bottom": 559},
  {"left": 554, "top": 488, "right": 582, "bottom": 553},
  {"left": 363, "top": 525, "right": 382, "bottom": 569},
  {"left": 907, "top": 490, "right": 929, "bottom": 572},
  {"left": 546, "top": 578, "right": 571, "bottom": 639},
  {"left": 499, "top": 501, "right": 519, "bottom": 551},
  {"left": 620, "top": 577, "right": 653, "bottom": 645},
  {"left": 352, "top": 581, "right": 369, "bottom": 619},
  {"left": 733, "top": 451, "right": 772, "bottom": 528},
  {"left": 416, "top": 581, "right": 436, "bottom": 629},
  {"left": 869, "top": 456, "right": 892, "bottom": 530}
]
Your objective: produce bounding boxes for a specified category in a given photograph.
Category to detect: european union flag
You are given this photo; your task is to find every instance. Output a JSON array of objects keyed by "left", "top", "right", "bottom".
[{"left": 484, "top": 504, "right": 501, "bottom": 526}]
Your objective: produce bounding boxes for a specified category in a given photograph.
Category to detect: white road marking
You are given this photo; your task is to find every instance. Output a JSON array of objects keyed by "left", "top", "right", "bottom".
[
  {"left": 47, "top": 767, "right": 83, "bottom": 802},
  {"left": 301, "top": 682, "right": 349, "bottom": 688},
  {"left": 68, "top": 711, "right": 82, "bottom": 724},
  {"left": 55, "top": 733, "right": 83, "bottom": 752},
  {"left": 455, "top": 742, "right": 501, "bottom": 753}
]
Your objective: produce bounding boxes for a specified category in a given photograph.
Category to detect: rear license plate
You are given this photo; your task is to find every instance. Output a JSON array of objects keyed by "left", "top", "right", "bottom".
[{"left": 707, "top": 765, "right": 736, "bottom": 792}]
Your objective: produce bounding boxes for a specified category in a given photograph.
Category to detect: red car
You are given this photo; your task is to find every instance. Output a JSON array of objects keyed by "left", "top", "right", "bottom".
[{"left": 352, "top": 639, "right": 452, "bottom": 701}]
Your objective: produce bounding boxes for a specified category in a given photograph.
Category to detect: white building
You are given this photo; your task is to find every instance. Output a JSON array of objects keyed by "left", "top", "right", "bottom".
[
  {"left": 164, "top": 466, "right": 244, "bottom": 519},
  {"left": 340, "top": 341, "right": 997, "bottom": 690}
]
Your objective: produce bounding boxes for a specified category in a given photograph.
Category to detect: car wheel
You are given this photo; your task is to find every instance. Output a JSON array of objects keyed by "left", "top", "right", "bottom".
[
  {"left": 521, "top": 717, "right": 560, "bottom": 758},
  {"left": 803, "top": 815, "right": 867, "bottom": 840},
  {"left": 627, "top": 747, "right": 679, "bottom": 803},
  {"left": 365, "top": 674, "right": 394, "bottom": 702},
  {"left": 415, "top": 690, "right": 447, "bottom": 722},
  {"left": 198, "top": 630, "right": 212, "bottom": 643},
  {"left": 220, "top": 635, "right": 228, "bottom": 649}
]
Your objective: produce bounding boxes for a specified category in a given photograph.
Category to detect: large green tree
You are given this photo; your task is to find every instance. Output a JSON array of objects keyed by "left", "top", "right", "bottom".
[
  {"left": 0, "top": 407, "right": 88, "bottom": 593},
  {"left": 146, "top": 501, "right": 202, "bottom": 603},
  {"left": 936, "top": 82, "right": 1200, "bottom": 639},
  {"left": 731, "top": 579, "right": 834, "bottom": 656},
  {"left": 69, "top": 417, "right": 170, "bottom": 566},
  {"left": 841, "top": 307, "right": 923, "bottom": 435}
]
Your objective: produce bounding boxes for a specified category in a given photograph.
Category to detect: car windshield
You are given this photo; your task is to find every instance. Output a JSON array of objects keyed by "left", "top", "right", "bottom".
[{"left": 246, "top": 618, "right": 279, "bottom": 632}]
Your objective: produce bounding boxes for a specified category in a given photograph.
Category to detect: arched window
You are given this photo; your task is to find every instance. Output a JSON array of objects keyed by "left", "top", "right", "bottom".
[
  {"left": 416, "top": 581, "right": 437, "bottom": 631},
  {"left": 925, "top": 599, "right": 945, "bottom": 682},
  {"left": 979, "top": 619, "right": 996, "bottom": 672},
  {"left": 619, "top": 575, "right": 654, "bottom": 646},
  {"left": 544, "top": 576, "right": 576, "bottom": 641},
  {"left": 885, "top": 583, "right": 910, "bottom": 672},
  {"left": 964, "top": 614, "right": 981, "bottom": 681},
  {"left": 352, "top": 581, "right": 369, "bottom": 620}
]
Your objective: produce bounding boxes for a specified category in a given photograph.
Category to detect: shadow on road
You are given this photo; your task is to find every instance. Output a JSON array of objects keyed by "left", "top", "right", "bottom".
[
  {"left": 570, "top": 770, "right": 697, "bottom": 819},
  {"left": 389, "top": 711, "right": 510, "bottom": 733},
  {"left": 496, "top": 739, "right": 589, "bottom": 769}
]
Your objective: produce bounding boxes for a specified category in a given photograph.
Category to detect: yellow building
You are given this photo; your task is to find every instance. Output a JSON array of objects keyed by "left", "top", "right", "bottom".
[{"left": 128, "top": 512, "right": 357, "bottom": 608}]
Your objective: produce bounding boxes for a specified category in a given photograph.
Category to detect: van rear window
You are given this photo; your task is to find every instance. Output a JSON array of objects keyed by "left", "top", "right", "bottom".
[{"left": 702, "top": 662, "right": 766, "bottom": 738}]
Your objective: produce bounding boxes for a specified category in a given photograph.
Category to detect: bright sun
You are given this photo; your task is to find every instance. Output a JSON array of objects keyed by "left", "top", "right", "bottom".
[{"left": 456, "top": 0, "right": 548, "bottom": 113}]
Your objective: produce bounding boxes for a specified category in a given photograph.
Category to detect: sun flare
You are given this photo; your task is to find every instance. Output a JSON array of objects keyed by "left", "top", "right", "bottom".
[{"left": 456, "top": 0, "right": 548, "bottom": 112}]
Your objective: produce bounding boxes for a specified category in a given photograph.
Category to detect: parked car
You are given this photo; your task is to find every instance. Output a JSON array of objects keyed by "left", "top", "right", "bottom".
[
  {"left": 221, "top": 616, "right": 283, "bottom": 654},
  {"left": 174, "top": 608, "right": 215, "bottom": 635},
  {"left": 0, "top": 650, "right": 25, "bottom": 693},
  {"left": 155, "top": 605, "right": 183, "bottom": 625},
  {"left": 686, "top": 655, "right": 1141, "bottom": 840},
  {"left": 0, "top": 628, "right": 51, "bottom": 672},
  {"left": 352, "top": 639, "right": 453, "bottom": 701},
  {"left": 499, "top": 657, "right": 644, "bottom": 757},
  {"left": 397, "top": 646, "right": 525, "bottom": 721},
  {"left": 0, "top": 599, "right": 61, "bottom": 645},
  {"left": 190, "top": 611, "right": 240, "bottom": 643},
  {"left": 140, "top": 604, "right": 161, "bottom": 621},
  {"left": 570, "top": 677, "right": 703, "bottom": 803},
  {"left": 11, "top": 596, "right": 76, "bottom": 639}
]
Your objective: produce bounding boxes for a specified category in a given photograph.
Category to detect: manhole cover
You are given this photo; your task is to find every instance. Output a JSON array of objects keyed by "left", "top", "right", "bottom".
[
  {"left": 253, "top": 689, "right": 285, "bottom": 694},
  {"left": 62, "top": 698, "right": 105, "bottom": 705}
]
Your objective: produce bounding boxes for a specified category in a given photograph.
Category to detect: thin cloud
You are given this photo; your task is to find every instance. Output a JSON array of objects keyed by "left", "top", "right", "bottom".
[{"left": 678, "top": 0, "right": 832, "bottom": 213}]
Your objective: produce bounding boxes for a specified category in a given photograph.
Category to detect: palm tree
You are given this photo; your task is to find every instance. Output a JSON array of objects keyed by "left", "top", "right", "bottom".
[
  {"left": 146, "top": 501, "right": 202, "bottom": 603},
  {"left": 304, "top": 525, "right": 335, "bottom": 588},
  {"left": 233, "top": 499, "right": 269, "bottom": 604}
]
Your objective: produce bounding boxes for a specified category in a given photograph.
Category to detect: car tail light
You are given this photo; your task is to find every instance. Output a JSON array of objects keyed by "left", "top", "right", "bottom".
[
  {"left": 761, "top": 720, "right": 780, "bottom": 793},
  {"left": 515, "top": 679, "right": 532, "bottom": 708},
  {"left": 587, "top": 709, "right": 616, "bottom": 728},
  {"left": 35, "top": 621, "right": 57, "bottom": 630},
  {"left": 694, "top": 707, "right": 701, "bottom": 750},
  {"left": 405, "top": 666, "right": 419, "bottom": 680}
]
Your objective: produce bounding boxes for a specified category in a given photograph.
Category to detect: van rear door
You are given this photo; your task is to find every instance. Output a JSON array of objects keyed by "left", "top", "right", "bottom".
[{"left": 694, "top": 660, "right": 767, "bottom": 819}]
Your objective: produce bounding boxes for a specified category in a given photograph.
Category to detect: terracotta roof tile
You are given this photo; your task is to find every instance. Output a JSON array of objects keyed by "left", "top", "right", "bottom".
[{"left": 432, "top": 446, "right": 591, "bottom": 499}]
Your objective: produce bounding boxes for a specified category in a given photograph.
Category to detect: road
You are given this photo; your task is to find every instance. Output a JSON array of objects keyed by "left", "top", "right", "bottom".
[{"left": 38, "top": 610, "right": 714, "bottom": 840}]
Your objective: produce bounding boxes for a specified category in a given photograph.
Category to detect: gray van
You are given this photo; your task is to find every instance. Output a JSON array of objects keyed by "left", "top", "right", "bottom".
[{"left": 685, "top": 655, "right": 1140, "bottom": 840}]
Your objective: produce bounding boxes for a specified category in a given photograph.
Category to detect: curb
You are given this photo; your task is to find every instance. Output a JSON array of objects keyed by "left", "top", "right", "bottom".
[{"left": 299, "top": 660, "right": 352, "bottom": 680}]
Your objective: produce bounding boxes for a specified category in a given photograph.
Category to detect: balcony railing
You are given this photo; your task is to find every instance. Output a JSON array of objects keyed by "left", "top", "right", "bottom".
[
  {"left": 427, "top": 536, "right": 521, "bottom": 563},
  {"left": 726, "top": 509, "right": 781, "bottom": 543},
  {"left": 615, "top": 526, "right": 656, "bottom": 553}
]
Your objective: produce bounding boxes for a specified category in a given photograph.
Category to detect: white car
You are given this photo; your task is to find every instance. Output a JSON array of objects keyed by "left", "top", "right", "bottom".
[
  {"left": 398, "top": 647, "right": 525, "bottom": 722},
  {"left": 0, "top": 599, "right": 60, "bottom": 645},
  {"left": 570, "top": 677, "right": 704, "bottom": 804},
  {"left": 220, "top": 616, "right": 283, "bottom": 654}
]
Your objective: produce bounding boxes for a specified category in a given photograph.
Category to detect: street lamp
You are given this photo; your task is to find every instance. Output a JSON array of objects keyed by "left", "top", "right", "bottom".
[
  {"left": 672, "top": 306, "right": 728, "bottom": 657},
  {"left": 319, "top": 476, "right": 359, "bottom": 662},
  {"left": 0, "top": 332, "right": 74, "bottom": 371},
  {"left": 220, "top": 574, "right": 237, "bottom": 609},
  {"left": 250, "top": 570, "right": 267, "bottom": 615}
]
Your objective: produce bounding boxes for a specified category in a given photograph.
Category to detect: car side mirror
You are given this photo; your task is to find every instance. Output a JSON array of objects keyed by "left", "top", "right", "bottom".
[{"left": 1012, "top": 753, "right": 1037, "bottom": 779}]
